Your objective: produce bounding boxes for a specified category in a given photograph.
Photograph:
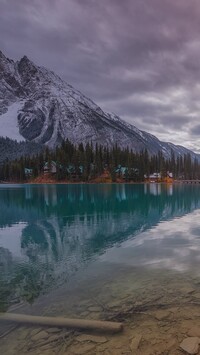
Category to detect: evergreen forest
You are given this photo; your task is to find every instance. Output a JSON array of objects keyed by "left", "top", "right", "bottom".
[{"left": 0, "top": 139, "right": 200, "bottom": 182}]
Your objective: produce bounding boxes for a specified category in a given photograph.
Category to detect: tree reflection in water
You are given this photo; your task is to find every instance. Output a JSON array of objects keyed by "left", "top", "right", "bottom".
[{"left": 1, "top": 183, "right": 200, "bottom": 308}]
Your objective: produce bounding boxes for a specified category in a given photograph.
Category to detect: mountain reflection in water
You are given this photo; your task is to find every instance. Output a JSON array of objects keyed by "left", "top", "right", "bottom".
[{"left": 0, "top": 183, "right": 200, "bottom": 309}]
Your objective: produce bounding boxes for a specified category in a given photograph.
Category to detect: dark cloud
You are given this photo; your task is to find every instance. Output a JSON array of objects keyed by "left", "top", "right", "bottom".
[
  {"left": 190, "top": 124, "right": 200, "bottom": 136},
  {"left": 159, "top": 115, "right": 190, "bottom": 130},
  {"left": 1, "top": 0, "right": 200, "bottom": 150}
]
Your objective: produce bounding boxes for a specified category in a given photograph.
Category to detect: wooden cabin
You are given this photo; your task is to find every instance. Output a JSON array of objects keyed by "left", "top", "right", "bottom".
[{"left": 43, "top": 161, "right": 57, "bottom": 174}]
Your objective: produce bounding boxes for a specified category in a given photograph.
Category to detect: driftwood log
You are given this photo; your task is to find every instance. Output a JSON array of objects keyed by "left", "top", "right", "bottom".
[{"left": 0, "top": 313, "right": 123, "bottom": 333}]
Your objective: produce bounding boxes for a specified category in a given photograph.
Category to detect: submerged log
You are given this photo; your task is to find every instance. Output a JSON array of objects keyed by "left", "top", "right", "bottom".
[{"left": 0, "top": 313, "right": 123, "bottom": 333}]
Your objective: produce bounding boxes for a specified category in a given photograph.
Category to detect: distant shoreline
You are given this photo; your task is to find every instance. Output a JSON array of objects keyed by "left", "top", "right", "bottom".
[
  {"left": 0, "top": 181, "right": 144, "bottom": 185},
  {"left": 0, "top": 180, "right": 176, "bottom": 185}
]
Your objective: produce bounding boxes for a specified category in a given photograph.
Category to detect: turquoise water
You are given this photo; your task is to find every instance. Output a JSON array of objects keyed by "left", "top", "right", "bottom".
[{"left": 1, "top": 183, "right": 200, "bottom": 313}]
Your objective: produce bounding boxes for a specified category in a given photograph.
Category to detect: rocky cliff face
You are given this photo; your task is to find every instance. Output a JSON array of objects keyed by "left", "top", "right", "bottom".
[{"left": 0, "top": 50, "right": 199, "bottom": 159}]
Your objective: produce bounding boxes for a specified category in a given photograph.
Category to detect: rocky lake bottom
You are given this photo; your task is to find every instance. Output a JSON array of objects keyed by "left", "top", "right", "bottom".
[{"left": 2, "top": 265, "right": 200, "bottom": 355}]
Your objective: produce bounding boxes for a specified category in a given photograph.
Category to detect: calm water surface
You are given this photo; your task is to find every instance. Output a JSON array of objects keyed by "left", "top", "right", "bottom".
[
  {"left": 1, "top": 183, "right": 200, "bottom": 353},
  {"left": 1, "top": 183, "right": 200, "bottom": 308}
]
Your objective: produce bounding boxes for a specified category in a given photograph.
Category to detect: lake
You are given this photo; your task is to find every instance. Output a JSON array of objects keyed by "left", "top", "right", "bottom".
[{"left": 1, "top": 183, "right": 200, "bottom": 354}]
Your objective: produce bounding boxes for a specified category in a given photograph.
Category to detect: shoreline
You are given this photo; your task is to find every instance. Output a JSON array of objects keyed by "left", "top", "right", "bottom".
[{"left": 0, "top": 180, "right": 176, "bottom": 185}]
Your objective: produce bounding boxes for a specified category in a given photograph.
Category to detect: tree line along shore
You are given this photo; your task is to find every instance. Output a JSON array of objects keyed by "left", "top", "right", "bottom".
[{"left": 0, "top": 139, "right": 199, "bottom": 183}]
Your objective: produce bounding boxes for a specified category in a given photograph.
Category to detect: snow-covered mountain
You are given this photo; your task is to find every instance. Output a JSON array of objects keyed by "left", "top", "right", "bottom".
[{"left": 0, "top": 50, "right": 199, "bottom": 159}]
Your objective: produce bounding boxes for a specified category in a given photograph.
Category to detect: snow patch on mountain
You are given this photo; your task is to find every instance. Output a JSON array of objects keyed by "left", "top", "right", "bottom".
[{"left": 0, "top": 102, "right": 25, "bottom": 141}]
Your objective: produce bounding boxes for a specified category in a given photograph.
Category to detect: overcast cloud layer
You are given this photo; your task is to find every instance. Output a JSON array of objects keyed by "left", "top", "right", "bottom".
[{"left": 1, "top": 0, "right": 200, "bottom": 151}]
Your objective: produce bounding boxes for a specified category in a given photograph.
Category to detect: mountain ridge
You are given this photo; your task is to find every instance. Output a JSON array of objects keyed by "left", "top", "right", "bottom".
[{"left": 0, "top": 50, "right": 199, "bottom": 160}]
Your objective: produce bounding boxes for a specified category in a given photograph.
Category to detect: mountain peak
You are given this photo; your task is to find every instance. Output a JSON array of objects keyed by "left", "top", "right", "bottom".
[
  {"left": 0, "top": 50, "right": 14, "bottom": 72},
  {"left": 18, "top": 55, "right": 37, "bottom": 73},
  {"left": 0, "top": 50, "right": 5, "bottom": 59},
  {"left": 0, "top": 49, "right": 199, "bottom": 161},
  {"left": 20, "top": 55, "right": 31, "bottom": 63},
  {"left": 0, "top": 50, "right": 10, "bottom": 61}
]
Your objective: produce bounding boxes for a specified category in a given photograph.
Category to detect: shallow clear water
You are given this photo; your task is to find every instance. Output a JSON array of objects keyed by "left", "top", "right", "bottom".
[{"left": 1, "top": 183, "right": 200, "bottom": 354}]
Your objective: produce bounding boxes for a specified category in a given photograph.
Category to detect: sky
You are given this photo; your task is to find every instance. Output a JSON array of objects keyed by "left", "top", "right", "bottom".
[{"left": 1, "top": 0, "right": 200, "bottom": 151}]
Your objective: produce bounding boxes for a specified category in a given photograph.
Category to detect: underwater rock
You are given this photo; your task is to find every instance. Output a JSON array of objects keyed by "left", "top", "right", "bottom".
[
  {"left": 187, "top": 327, "right": 200, "bottom": 337},
  {"left": 130, "top": 334, "right": 142, "bottom": 351},
  {"left": 180, "top": 337, "right": 200, "bottom": 354},
  {"left": 76, "top": 334, "right": 108, "bottom": 343},
  {"left": 154, "top": 310, "right": 171, "bottom": 320}
]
